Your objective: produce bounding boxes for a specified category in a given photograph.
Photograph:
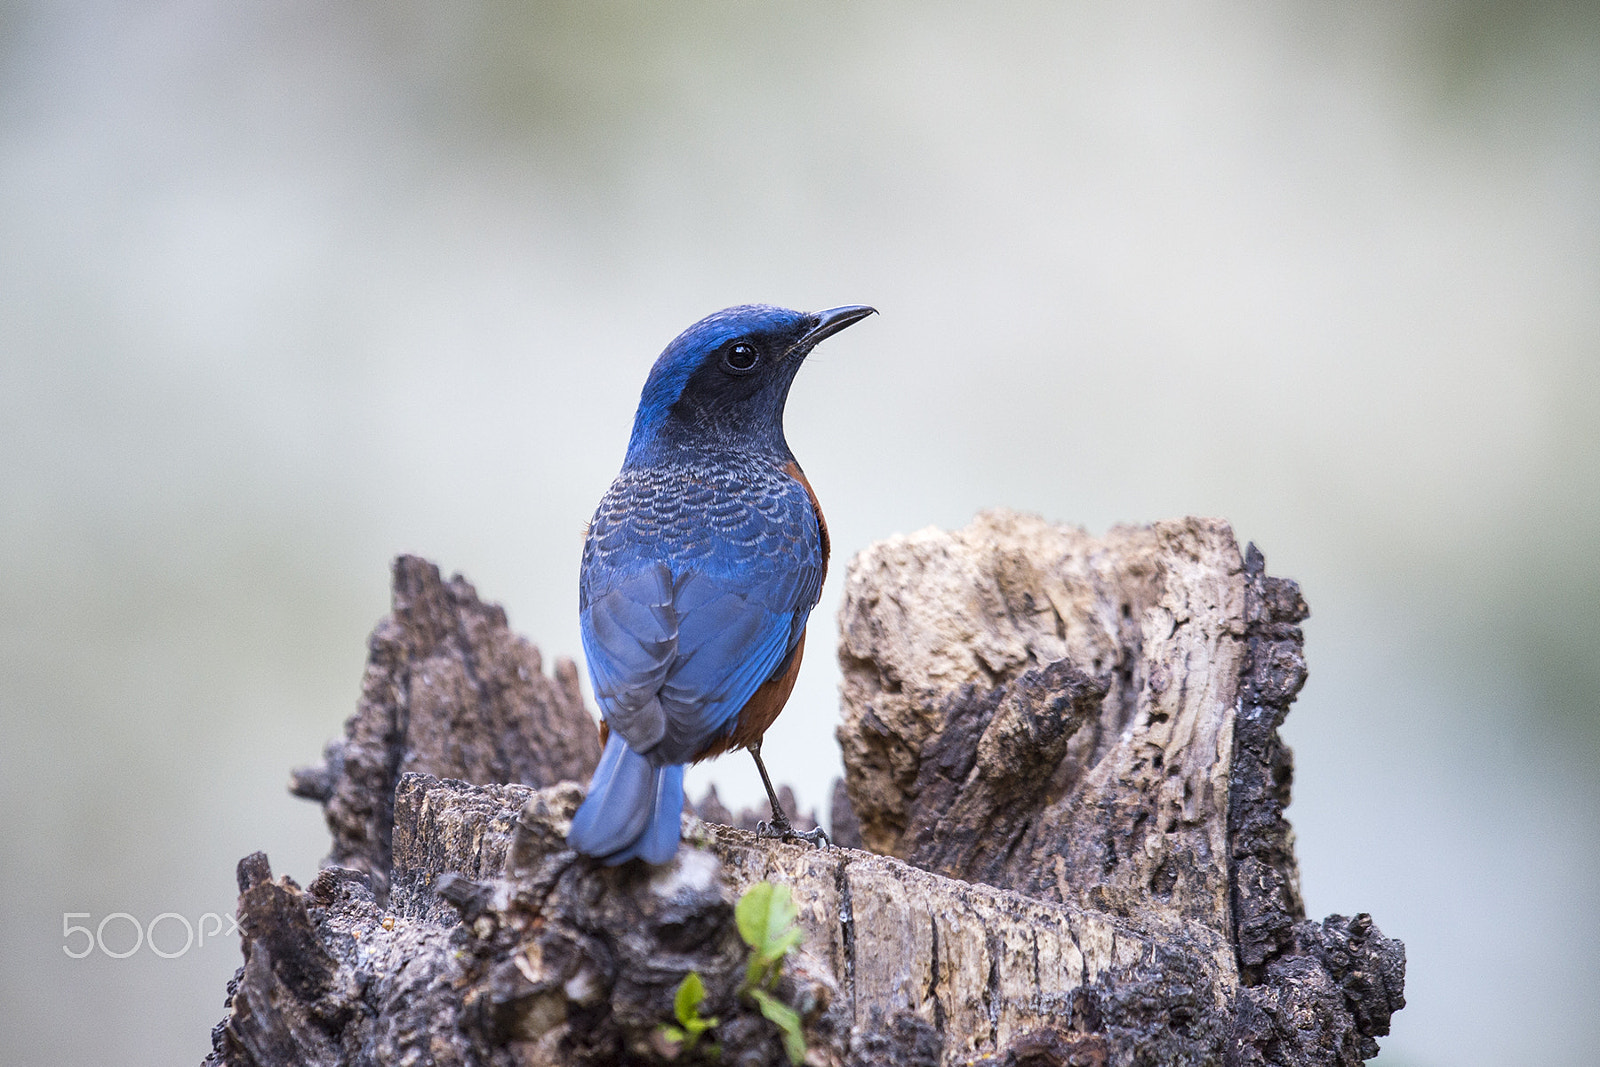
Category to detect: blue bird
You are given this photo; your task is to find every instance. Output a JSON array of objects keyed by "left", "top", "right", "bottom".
[{"left": 566, "top": 303, "right": 877, "bottom": 865}]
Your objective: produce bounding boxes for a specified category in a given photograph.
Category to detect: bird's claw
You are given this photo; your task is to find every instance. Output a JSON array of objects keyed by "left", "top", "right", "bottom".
[{"left": 756, "top": 819, "right": 831, "bottom": 849}]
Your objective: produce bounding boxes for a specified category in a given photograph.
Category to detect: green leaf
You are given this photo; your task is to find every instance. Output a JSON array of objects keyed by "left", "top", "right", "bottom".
[
  {"left": 735, "top": 883, "right": 799, "bottom": 953},
  {"left": 669, "top": 972, "right": 718, "bottom": 1051},
  {"left": 674, "top": 971, "right": 707, "bottom": 1027},
  {"left": 734, "top": 882, "right": 774, "bottom": 948},
  {"left": 735, "top": 882, "right": 803, "bottom": 969},
  {"left": 748, "top": 987, "right": 806, "bottom": 1065},
  {"left": 734, "top": 884, "right": 806, "bottom": 1061},
  {"left": 764, "top": 925, "right": 804, "bottom": 965}
]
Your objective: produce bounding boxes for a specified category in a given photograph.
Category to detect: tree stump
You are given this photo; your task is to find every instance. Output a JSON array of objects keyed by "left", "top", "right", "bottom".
[{"left": 204, "top": 514, "right": 1404, "bottom": 1066}]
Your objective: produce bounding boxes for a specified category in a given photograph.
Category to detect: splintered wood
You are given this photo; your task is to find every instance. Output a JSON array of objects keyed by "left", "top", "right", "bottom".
[{"left": 206, "top": 517, "right": 1404, "bottom": 1067}]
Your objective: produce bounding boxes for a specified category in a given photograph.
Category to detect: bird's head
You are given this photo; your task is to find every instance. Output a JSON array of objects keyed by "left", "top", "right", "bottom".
[{"left": 624, "top": 303, "right": 876, "bottom": 464}]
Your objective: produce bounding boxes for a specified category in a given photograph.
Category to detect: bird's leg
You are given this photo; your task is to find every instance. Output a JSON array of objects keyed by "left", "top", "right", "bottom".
[
  {"left": 749, "top": 740, "right": 791, "bottom": 833},
  {"left": 749, "top": 740, "right": 829, "bottom": 848}
]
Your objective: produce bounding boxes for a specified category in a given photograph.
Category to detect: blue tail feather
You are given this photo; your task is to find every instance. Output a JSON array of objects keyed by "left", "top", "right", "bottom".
[
  {"left": 567, "top": 733, "right": 684, "bottom": 865},
  {"left": 625, "top": 763, "right": 684, "bottom": 865}
]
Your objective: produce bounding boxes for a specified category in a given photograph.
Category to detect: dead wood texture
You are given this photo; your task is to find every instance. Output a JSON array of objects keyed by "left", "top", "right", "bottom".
[
  {"left": 287, "top": 555, "right": 601, "bottom": 901},
  {"left": 206, "top": 514, "right": 1404, "bottom": 1067}
]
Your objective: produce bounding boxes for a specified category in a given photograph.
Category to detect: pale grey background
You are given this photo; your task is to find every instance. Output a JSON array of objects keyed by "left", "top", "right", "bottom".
[{"left": 3, "top": 2, "right": 1597, "bottom": 1064}]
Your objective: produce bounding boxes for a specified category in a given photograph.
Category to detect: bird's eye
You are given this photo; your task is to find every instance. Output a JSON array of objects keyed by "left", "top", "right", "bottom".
[{"left": 724, "top": 342, "right": 759, "bottom": 372}]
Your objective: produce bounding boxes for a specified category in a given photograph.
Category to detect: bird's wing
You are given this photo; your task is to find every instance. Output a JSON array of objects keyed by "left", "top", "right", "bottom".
[
  {"left": 580, "top": 462, "right": 824, "bottom": 763},
  {"left": 650, "top": 568, "right": 808, "bottom": 761},
  {"left": 581, "top": 559, "right": 818, "bottom": 764},
  {"left": 580, "top": 561, "right": 678, "bottom": 752}
]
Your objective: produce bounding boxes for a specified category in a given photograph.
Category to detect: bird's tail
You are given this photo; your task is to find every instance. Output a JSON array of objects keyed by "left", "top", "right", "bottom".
[{"left": 567, "top": 732, "right": 685, "bottom": 865}]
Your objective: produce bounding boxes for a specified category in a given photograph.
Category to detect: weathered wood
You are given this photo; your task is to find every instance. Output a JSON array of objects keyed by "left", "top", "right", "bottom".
[
  {"left": 288, "top": 555, "right": 601, "bottom": 900},
  {"left": 834, "top": 513, "right": 1403, "bottom": 1061},
  {"left": 837, "top": 513, "right": 1247, "bottom": 930},
  {"left": 206, "top": 516, "right": 1404, "bottom": 1066}
]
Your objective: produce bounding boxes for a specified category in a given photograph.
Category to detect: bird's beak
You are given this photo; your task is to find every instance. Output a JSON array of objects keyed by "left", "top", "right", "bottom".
[{"left": 795, "top": 305, "right": 877, "bottom": 353}]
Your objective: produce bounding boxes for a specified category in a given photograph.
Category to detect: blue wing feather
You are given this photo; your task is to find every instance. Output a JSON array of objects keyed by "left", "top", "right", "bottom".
[
  {"left": 655, "top": 601, "right": 794, "bottom": 760},
  {"left": 580, "top": 562, "right": 676, "bottom": 749}
]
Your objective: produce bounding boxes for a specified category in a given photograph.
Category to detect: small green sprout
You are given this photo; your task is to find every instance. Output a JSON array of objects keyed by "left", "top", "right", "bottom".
[
  {"left": 746, "top": 987, "right": 805, "bottom": 1065},
  {"left": 735, "top": 882, "right": 807, "bottom": 1065},
  {"left": 661, "top": 970, "right": 719, "bottom": 1056}
]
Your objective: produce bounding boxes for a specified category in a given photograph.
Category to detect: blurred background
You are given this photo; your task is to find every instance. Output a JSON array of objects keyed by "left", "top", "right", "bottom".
[{"left": 3, "top": 2, "right": 1597, "bottom": 1063}]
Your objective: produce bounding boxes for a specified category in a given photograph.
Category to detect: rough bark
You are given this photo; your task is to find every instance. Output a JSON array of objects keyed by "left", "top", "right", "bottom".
[
  {"left": 837, "top": 513, "right": 1245, "bottom": 928},
  {"left": 207, "top": 515, "right": 1404, "bottom": 1067},
  {"left": 833, "top": 513, "right": 1404, "bottom": 1062},
  {"left": 288, "top": 555, "right": 601, "bottom": 901}
]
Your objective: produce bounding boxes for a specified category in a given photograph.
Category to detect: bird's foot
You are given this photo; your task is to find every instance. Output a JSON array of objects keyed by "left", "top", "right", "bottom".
[{"left": 755, "top": 817, "right": 831, "bottom": 849}]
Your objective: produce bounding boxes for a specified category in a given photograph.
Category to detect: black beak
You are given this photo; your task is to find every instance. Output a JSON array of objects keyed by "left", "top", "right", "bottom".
[{"left": 795, "top": 305, "right": 877, "bottom": 352}]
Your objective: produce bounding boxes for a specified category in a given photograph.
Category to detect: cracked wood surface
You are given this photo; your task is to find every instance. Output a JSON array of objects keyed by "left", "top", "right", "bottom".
[
  {"left": 206, "top": 518, "right": 1404, "bottom": 1067},
  {"left": 837, "top": 512, "right": 1248, "bottom": 934}
]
